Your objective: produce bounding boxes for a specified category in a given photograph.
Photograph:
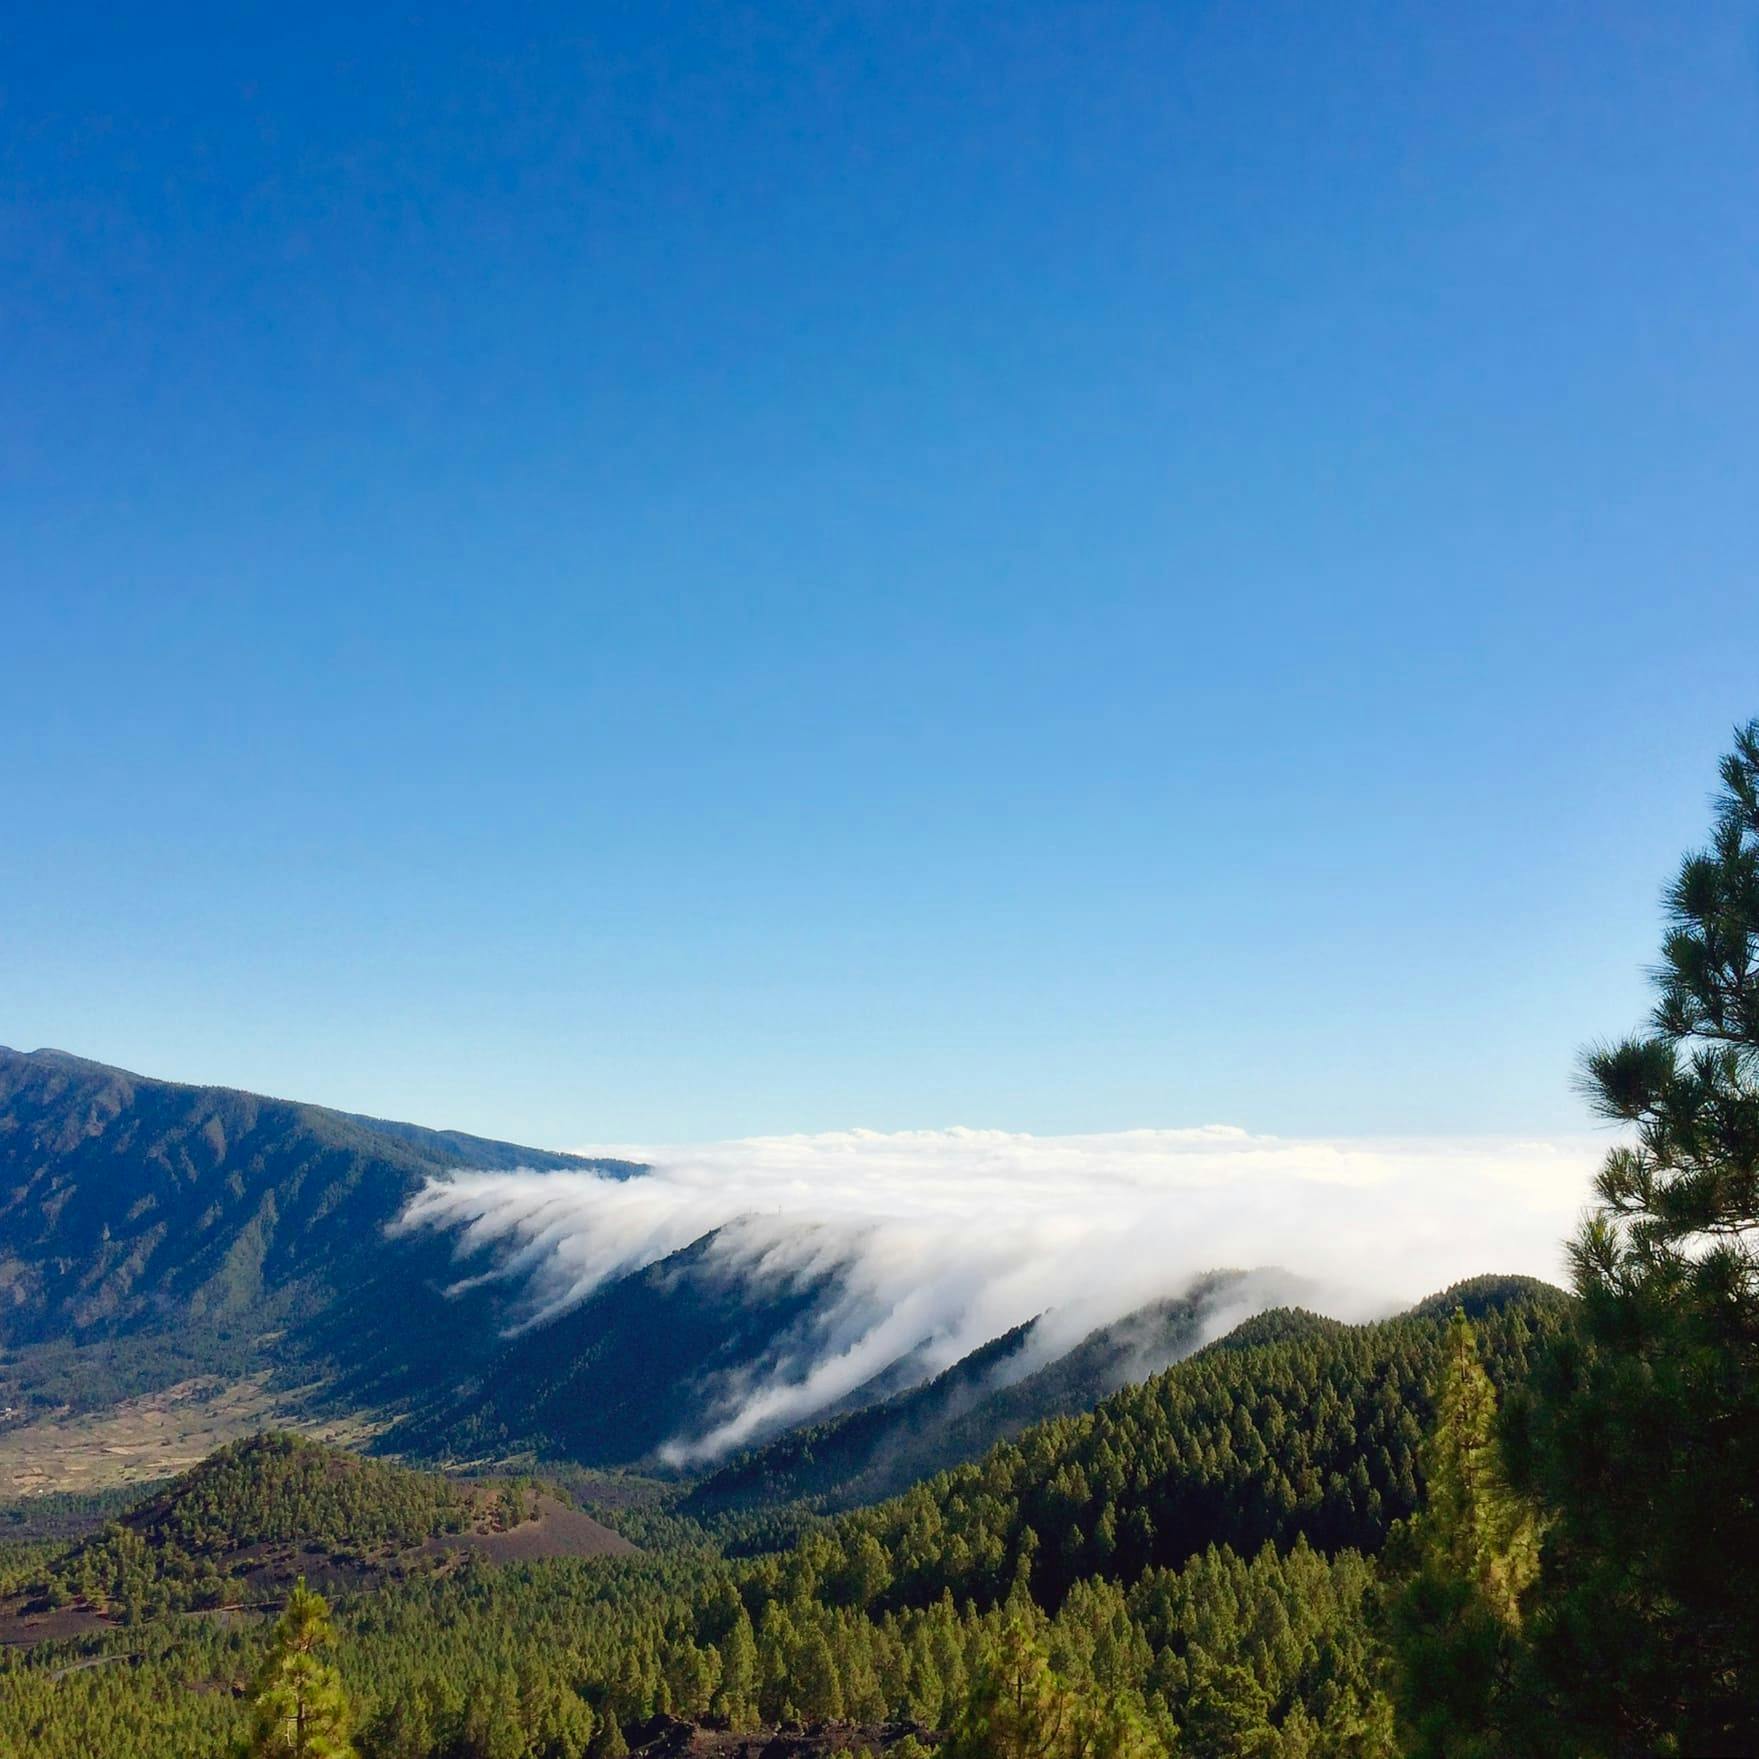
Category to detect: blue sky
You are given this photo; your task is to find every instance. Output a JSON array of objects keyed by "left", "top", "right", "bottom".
[{"left": 4, "top": 1, "right": 1756, "bottom": 1145}]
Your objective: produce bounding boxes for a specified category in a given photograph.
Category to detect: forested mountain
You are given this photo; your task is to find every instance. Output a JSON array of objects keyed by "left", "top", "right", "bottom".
[
  {"left": 0, "top": 1280, "right": 1560, "bottom": 1758},
  {"left": 831, "top": 1278, "right": 1566, "bottom": 1613},
  {"left": 683, "top": 1271, "right": 1311, "bottom": 1518},
  {"left": 383, "top": 1231, "right": 850, "bottom": 1467},
  {"left": 4, "top": 1048, "right": 1332, "bottom": 1483},
  {"left": 1, "top": 1433, "right": 468, "bottom": 1621},
  {"left": 0, "top": 1046, "right": 636, "bottom": 1413},
  {"left": 0, "top": 1432, "right": 635, "bottom": 1642}
]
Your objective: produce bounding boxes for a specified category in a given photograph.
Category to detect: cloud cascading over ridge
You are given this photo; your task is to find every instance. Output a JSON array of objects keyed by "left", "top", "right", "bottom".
[{"left": 395, "top": 1124, "right": 1603, "bottom": 1462}]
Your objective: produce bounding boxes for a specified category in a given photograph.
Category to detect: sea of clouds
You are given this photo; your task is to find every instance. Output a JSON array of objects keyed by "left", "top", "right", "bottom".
[{"left": 395, "top": 1125, "right": 1605, "bottom": 1462}]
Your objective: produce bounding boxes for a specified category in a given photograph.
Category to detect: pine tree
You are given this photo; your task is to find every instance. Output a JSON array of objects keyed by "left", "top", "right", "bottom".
[
  {"left": 461, "top": 1672, "right": 525, "bottom": 1759},
  {"left": 242, "top": 1579, "right": 357, "bottom": 1759},
  {"left": 942, "top": 1614, "right": 1170, "bottom": 1759},
  {"left": 713, "top": 1608, "right": 760, "bottom": 1730},
  {"left": 1066, "top": 1687, "right": 1169, "bottom": 1759},
  {"left": 1422, "top": 1314, "right": 1538, "bottom": 1623},
  {"left": 941, "top": 1616, "right": 1072, "bottom": 1759},
  {"left": 793, "top": 1629, "right": 845, "bottom": 1721},
  {"left": 1503, "top": 719, "right": 1759, "bottom": 1755},
  {"left": 1389, "top": 1313, "right": 1536, "bottom": 1758},
  {"left": 590, "top": 1713, "right": 629, "bottom": 1759},
  {"left": 1179, "top": 1658, "right": 1273, "bottom": 1758},
  {"left": 361, "top": 1689, "right": 436, "bottom": 1759}
]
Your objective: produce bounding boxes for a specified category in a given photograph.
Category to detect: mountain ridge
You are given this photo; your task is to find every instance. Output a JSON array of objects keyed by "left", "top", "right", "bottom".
[
  {"left": 0, "top": 1045, "right": 641, "bottom": 1420},
  {"left": 0, "top": 1046, "right": 1573, "bottom": 1504},
  {"left": 680, "top": 1270, "right": 1320, "bottom": 1517}
]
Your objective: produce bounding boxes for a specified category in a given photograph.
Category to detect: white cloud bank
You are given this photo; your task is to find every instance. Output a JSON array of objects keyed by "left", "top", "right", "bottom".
[{"left": 396, "top": 1125, "right": 1605, "bottom": 1463}]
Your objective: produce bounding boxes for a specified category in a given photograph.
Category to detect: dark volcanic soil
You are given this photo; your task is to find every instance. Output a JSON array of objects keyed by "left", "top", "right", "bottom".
[
  {"left": 416, "top": 1492, "right": 637, "bottom": 1563},
  {"left": 629, "top": 1717, "right": 939, "bottom": 1755},
  {"left": 0, "top": 1493, "right": 636, "bottom": 1645}
]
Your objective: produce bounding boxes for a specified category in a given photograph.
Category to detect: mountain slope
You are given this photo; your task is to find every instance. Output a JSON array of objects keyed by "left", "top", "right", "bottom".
[
  {"left": 0, "top": 1431, "right": 635, "bottom": 1641},
  {"left": 683, "top": 1270, "right": 1314, "bottom": 1516},
  {"left": 830, "top": 1275, "right": 1572, "bottom": 1614},
  {"left": 1, "top": 1047, "right": 1568, "bottom": 1513},
  {"left": 1, "top": 1278, "right": 1569, "bottom": 1757},
  {"left": 0, "top": 1046, "right": 638, "bottom": 1412},
  {"left": 383, "top": 1230, "right": 848, "bottom": 1467}
]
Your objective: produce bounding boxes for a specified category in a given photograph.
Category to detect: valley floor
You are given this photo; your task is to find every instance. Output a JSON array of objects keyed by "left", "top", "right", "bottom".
[{"left": 0, "top": 1371, "right": 375, "bottom": 1497}]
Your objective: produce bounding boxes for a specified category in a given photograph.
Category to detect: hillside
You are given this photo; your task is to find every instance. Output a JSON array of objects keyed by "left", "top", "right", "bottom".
[
  {"left": 0, "top": 1048, "right": 1581, "bottom": 1531},
  {"left": 684, "top": 1270, "right": 1312, "bottom": 1518},
  {"left": 0, "top": 1046, "right": 638, "bottom": 1417},
  {"left": 0, "top": 1279, "right": 1566, "bottom": 1758},
  {"left": 1, "top": 1049, "right": 1361, "bottom": 1496},
  {"left": 831, "top": 1275, "right": 1570, "bottom": 1612},
  {"left": 12, "top": 1050, "right": 1316, "bottom": 1488},
  {"left": 383, "top": 1230, "right": 846, "bottom": 1467},
  {"left": 0, "top": 1431, "right": 634, "bottom": 1643}
]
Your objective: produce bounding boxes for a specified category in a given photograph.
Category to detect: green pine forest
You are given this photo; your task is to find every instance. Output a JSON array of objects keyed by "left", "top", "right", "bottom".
[{"left": 3, "top": 722, "right": 1756, "bottom": 1757}]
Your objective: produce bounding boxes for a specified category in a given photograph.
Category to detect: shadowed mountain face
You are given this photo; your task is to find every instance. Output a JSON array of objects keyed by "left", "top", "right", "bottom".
[
  {"left": 680, "top": 1270, "right": 1316, "bottom": 1517},
  {"left": 382, "top": 1265, "right": 1325, "bottom": 1486},
  {"left": 382, "top": 1230, "right": 849, "bottom": 1468},
  {"left": 0, "top": 1049, "right": 917, "bottom": 1468},
  {"left": 6, "top": 1048, "right": 1486, "bottom": 1491},
  {"left": 0, "top": 1047, "right": 639, "bottom": 1410}
]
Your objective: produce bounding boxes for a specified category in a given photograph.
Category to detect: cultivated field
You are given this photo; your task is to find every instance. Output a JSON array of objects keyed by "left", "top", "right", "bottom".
[{"left": 0, "top": 1374, "right": 378, "bottom": 1498}]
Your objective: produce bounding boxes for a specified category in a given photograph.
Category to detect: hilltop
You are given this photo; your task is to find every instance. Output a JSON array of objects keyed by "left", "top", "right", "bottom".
[{"left": 0, "top": 1431, "right": 633, "bottom": 1644}]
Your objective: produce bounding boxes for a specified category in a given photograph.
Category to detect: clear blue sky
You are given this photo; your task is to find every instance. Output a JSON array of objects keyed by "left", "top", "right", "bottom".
[{"left": 4, "top": 2, "right": 1756, "bottom": 1145}]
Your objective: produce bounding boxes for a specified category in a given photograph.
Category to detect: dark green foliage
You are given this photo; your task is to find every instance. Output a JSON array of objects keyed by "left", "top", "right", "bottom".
[
  {"left": 0, "top": 1528, "right": 1396, "bottom": 1758},
  {"left": 828, "top": 1287, "right": 1561, "bottom": 1615},
  {"left": 1387, "top": 1314, "right": 1537, "bottom": 1758},
  {"left": 941, "top": 1608, "right": 1167, "bottom": 1758},
  {"left": 1502, "top": 720, "right": 1759, "bottom": 1756},
  {"left": 3, "top": 1288, "right": 1544, "bottom": 1757},
  {"left": 1133, "top": 1539, "right": 1397, "bottom": 1754},
  {"left": 124, "top": 1433, "right": 469, "bottom": 1556},
  {"left": 685, "top": 1275, "right": 1266, "bottom": 1520},
  {"left": 1405, "top": 1277, "right": 1566, "bottom": 1326},
  {"left": 21, "top": 1433, "right": 468, "bottom": 1618},
  {"left": 244, "top": 1578, "right": 357, "bottom": 1758}
]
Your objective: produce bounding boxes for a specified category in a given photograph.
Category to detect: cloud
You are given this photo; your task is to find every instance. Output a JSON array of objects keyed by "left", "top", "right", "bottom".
[{"left": 395, "top": 1124, "right": 1604, "bottom": 1463}]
